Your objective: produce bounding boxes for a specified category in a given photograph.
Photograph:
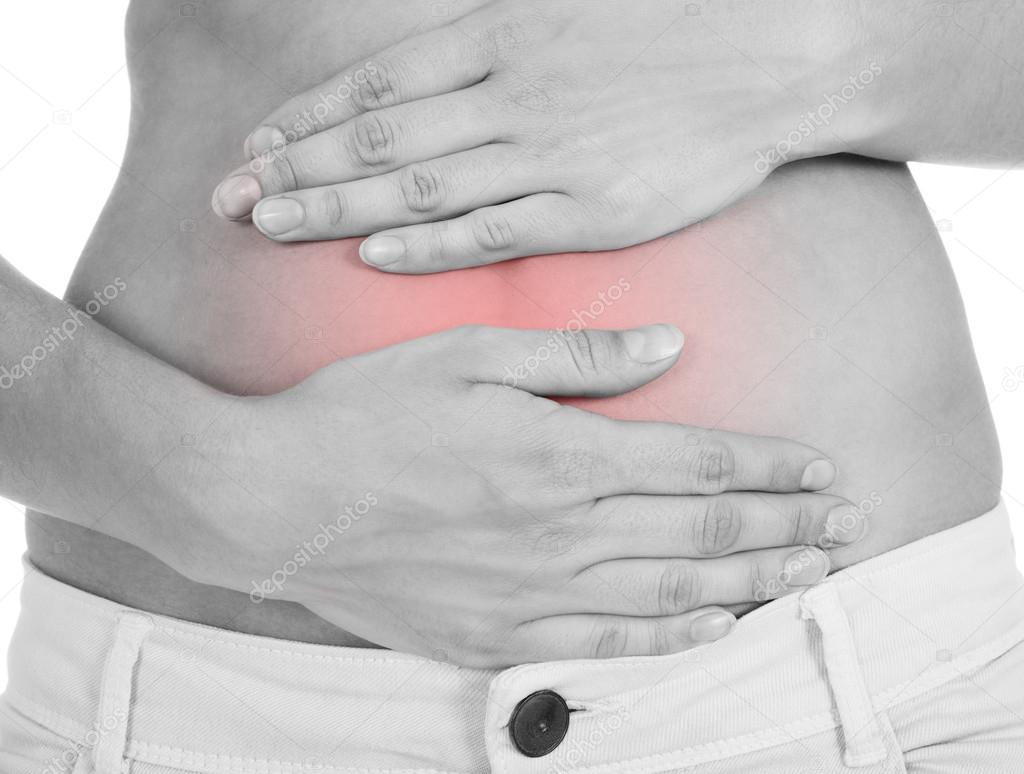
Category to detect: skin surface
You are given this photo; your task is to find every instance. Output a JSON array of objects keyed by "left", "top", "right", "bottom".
[{"left": 28, "top": 0, "right": 1001, "bottom": 647}]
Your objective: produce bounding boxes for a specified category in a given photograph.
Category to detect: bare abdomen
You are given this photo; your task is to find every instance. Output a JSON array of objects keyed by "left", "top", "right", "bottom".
[{"left": 26, "top": 2, "right": 1000, "bottom": 645}]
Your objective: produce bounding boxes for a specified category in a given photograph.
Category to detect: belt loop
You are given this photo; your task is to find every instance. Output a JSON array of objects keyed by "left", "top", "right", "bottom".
[
  {"left": 800, "top": 583, "right": 887, "bottom": 768},
  {"left": 84, "top": 610, "right": 154, "bottom": 774}
]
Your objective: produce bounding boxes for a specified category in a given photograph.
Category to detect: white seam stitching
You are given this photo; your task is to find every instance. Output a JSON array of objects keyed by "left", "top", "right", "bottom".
[
  {"left": 128, "top": 739, "right": 469, "bottom": 774},
  {"left": 524, "top": 623, "right": 1024, "bottom": 774}
]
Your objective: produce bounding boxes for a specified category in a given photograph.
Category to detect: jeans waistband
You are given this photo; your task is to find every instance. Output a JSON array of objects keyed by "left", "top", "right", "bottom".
[{"left": 6, "top": 503, "right": 1024, "bottom": 774}]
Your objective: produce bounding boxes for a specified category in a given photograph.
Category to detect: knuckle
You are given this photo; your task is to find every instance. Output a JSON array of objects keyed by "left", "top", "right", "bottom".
[
  {"left": 694, "top": 498, "right": 743, "bottom": 555},
  {"left": 573, "top": 175, "right": 641, "bottom": 216},
  {"left": 486, "top": 17, "right": 529, "bottom": 52},
  {"left": 749, "top": 556, "right": 777, "bottom": 602},
  {"left": 591, "top": 623, "right": 627, "bottom": 659},
  {"left": 649, "top": 622, "right": 671, "bottom": 655},
  {"left": 766, "top": 449, "right": 792, "bottom": 490},
  {"left": 267, "top": 147, "right": 300, "bottom": 191},
  {"left": 560, "top": 328, "right": 602, "bottom": 379},
  {"left": 317, "top": 188, "right": 346, "bottom": 228},
  {"left": 502, "top": 77, "right": 560, "bottom": 114},
  {"left": 399, "top": 163, "right": 447, "bottom": 213},
  {"left": 657, "top": 563, "right": 701, "bottom": 614},
  {"left": 349, "top": 113, "right": 398, "bottom": 167},
  {"left": 515, "top": 508, "right": 582, "bottom": 557},
  {"left": 545, "top": 443, "right": 599, "bottom": 495},
  {"left": 528, "top": 130, "right": 583, "bottom": 162},
  {"left": 691, "top": 441, "right": 736, "bottom": 494},
  {"left": 787, "top": 498, "right": 816, "bottom": 544},
  {"left": 354, "top": 61, "right": 401, "bottom": 111},
  {"left": 424, "top": 223, "right": 452, "bottom": 266},
  {"left": 469, "top": 210, "right": 516, "bottom": 252}
]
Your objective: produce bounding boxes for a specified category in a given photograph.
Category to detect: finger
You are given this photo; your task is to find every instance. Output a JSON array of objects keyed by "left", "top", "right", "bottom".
[
  {"left": 594, "top": 422, "right": 837, "bottom": 497},
  {"left": 250, "top": 145, "right": 542, "bottom": 241},
  {"left": 243, "top": 25, "right": 494, "bottom": 158},
  {"left": 217, "top": 89, "right": 503, "bottom": 221},
  {"left": 512, "top": 607, "right": 736, "bottom": 662},
  {"left": 581, "top": 493, "right": 866, "bottom": 562},
  {"left": 444, "top": 324, "right": 686, "bottom": 398},
  {"left": 569, "top": 546, "right": 832, "bottom": 616},
  {"left": 357, "top": 193, "right": 599, "bottom": 273}
]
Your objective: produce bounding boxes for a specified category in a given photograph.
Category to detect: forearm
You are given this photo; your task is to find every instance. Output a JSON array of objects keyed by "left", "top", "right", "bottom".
[
  {"left": 832, "top": 1, "right": 1024, "bottom": 165},
  {"left": 0, "top": 255, "right": 229, "bottom": 554}
]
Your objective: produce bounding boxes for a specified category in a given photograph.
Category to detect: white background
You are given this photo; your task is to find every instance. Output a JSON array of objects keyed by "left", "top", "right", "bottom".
[{"left": 0, "top": 2, "right": 1022, "bottom": 687}]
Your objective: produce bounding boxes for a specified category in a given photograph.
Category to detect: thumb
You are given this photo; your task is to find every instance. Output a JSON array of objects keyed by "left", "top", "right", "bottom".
[{"left": 458, "top": 324, "right": 685, "bottom": 398}]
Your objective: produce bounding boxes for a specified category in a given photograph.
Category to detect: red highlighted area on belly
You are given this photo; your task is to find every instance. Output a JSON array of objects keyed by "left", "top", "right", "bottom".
[{"left": 210, "top": 228, "right": 808, "bottom": 424}]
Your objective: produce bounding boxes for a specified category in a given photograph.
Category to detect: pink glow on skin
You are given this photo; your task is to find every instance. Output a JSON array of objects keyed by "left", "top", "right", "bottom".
[{"left": 215, "top": 228, "right": 802, "bottom": 426}]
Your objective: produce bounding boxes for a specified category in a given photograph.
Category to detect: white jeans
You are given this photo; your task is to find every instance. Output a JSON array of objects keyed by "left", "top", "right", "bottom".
[{"left": 2, "top": 504, "right": 1023, "bottom": 774}]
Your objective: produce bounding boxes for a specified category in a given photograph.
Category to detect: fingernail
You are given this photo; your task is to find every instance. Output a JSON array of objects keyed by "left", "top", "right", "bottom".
[
  {"left": 360, "top": 235, "right": 406, "bottom": 267},
  {"left": 825, "top": 505, "right": 867, "bottom": 545},
  {"left": 785, "top": 547, "right": 830, "bottom": 586},
  {"left": 253, "top": 198, "right": 305, "bottom": 236},
  {"left": 212, "top": 174, "right": 261, "bottom": 220},
  {"left": 800, "top": 459, "right": 836, "bottom": 491},
  {"left": 622, "top": 324, "right": 685, "bottom": 363},
  {"left": 690, "top": 611, "right": 735, "bottom": 642},
  {"left": 245, "top": 125, "right": 285, "bottom": 158}
]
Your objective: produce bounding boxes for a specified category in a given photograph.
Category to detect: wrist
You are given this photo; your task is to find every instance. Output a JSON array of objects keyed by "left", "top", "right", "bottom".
[
  {"left": 142, "top": 389, "right": 257, "bottom": 588},
  {"left": 795, "top": 2, "right": 924, "bottom": 161},
  {"left": 748, "top": 1, "right": 893, "bottom": 166}
]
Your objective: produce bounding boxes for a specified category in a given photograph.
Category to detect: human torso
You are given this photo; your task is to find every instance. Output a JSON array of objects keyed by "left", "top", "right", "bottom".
[{"left": 27, "top": 0, "right": 1001, "bottom": 646}]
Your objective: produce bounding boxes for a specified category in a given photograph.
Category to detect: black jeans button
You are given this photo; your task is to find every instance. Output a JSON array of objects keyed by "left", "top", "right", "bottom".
[{"left": 509, "top": 689, "right": 570, "bottom": 758}]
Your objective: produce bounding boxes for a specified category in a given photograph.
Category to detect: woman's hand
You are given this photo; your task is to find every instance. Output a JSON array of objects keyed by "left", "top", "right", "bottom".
[
  {"left": 211, "top": 1, "right": 859, "bottom": 272},
  {"left": 190, "top": 324, "right": 862, "bottom": 667}
]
